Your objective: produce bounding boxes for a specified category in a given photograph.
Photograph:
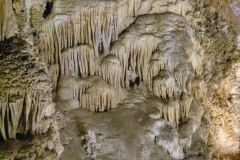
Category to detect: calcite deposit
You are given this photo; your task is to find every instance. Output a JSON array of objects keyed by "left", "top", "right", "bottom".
[{"left": 0, "top": 0, "right": 239, "bottom": 159}]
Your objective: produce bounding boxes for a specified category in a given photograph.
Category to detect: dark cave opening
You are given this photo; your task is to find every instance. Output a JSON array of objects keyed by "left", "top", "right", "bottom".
[
  {"left": 43, "top": 1, "right": 53, "bottom": 18},
  {"left": 16, "top": 132, "right": 33, "bottom": 141},
  {"left": 129, "top": 76, "right": 140, "bottom": 89}
]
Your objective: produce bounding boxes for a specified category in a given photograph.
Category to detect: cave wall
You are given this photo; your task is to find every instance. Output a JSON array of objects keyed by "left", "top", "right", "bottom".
[{"left": 0, "top": 0, "right": 239, "bottom": 159}]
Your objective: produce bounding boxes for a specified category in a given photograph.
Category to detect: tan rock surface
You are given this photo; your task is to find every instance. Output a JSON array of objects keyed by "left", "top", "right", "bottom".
[{"left": 0, "top": 0, "right": 239, "bottom": 159}]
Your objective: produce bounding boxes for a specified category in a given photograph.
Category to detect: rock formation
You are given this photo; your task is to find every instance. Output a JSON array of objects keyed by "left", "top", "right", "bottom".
[{"left": 0, "top": 0, "right": 239, "bottom": 159}]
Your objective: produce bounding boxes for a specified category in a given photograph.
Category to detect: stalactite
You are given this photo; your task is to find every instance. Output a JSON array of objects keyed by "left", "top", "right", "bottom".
[
  {"left": 111, "top": 42, "right": 130, "bottom": 87},
  {"left": 39, "top": 0, "right": 141, "bottom": 63},
  {"left": 174, "top": 66, "right": 190, "bottom": 92},
  {"left": 60, "top": 45, "right": 95, "bottom": 77},
  {"left": 192, "top": 78, "right": 207, "bottom": 101},
  {"left": 153, "top": 72, "right": 181, "bottom": 99},
  {"left": 72, "top": 76, "right": 99, "bottom": 101},
  {"left": 111, "top": 35, "right": 159, "bottom": 87},
  {"left": 174, "top": 101, "right": 180, "bottom": 125},
  {"left": 156, "top": 100, "right": 181, "bottom": 126},
  {"left": 148, "top": 51, "right": 166, "bottom": 89},
  {"left": 0, "top": 91, "right": 54, "bottom": 140},
  {"left": 100, "top": 55, "right": 123, "bottom": 88},
  {"left": 80, "top": 80, "right": 125, "bottom": 112},
  {"left": 180, "top": 94, "right": 193, "bottom": 118},
  {"left": 191, "top": 52, "right": 203, "bottom": 75},
  {"left": 102, "top": 26, "right": 114, "bottom": 54},
  {"left": 7, "top": 98, "right": 24, "bottom": 139},
  {"left": 40, "top": 21, "right": 58, "bottom": 65},
  {"left": 38, "top": 7, "right": 206, "bottom": 131},
  {"left": 128, "top": 36, "right": 159, "bottom": 82},
  {"left": 0, "top": 100, "right": 7, "bottom": 139},
  {"left": 49, "top": 64, "right": 59, "bottom": 90},
  {"left": 0, "top": 0, "right": 18, "bottom": 41}
]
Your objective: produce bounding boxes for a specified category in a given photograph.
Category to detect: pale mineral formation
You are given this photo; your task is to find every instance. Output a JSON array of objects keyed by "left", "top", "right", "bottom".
[{"left": 0, "top": 0, "right": 239, "bottom": 159}]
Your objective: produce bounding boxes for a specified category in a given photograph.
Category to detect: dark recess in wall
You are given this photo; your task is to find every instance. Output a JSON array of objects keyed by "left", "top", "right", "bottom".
[{"left": 43, "top": 1, "right": 53, "bottom": 18}]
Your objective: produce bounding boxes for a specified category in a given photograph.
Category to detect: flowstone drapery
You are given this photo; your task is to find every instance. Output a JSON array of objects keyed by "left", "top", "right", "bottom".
[
  {"left": 43, "top": 11, "right": 206, "bottom": 126},
  {"left": 1, "top": 0, "right": 239, "bottom": 159}
]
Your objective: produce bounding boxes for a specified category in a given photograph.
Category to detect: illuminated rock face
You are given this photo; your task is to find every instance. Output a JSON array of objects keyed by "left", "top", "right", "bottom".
[
  {"left": 0, "top": 37, "right": 54, "bottom": 140},
  {"left": 0, "top": 0, "right": 240, "bottom": 159},
  {"left": 40, "top": 1, "right": 205, "bottom": 119},
  {"left": 0, "top": 0, "right": 18, "bottom": 41}
]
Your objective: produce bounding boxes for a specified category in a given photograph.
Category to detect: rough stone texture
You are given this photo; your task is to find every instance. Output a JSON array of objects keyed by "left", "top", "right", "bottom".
[
  {"left": 0, "top": 0, "right": 239, "bottom": 160},
  {"left": 0, "top": 37, "right": 55, "bottom": 140}
]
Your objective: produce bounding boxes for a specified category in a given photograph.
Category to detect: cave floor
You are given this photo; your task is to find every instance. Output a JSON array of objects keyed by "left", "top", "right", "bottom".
[{"left": 58, "top": 86, "right": 173, "bottom": 160}]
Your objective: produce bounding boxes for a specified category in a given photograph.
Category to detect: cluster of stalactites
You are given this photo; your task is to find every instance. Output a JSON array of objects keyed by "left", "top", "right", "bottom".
[
  {"left": 72, "top": 77, "right": 98, "bottom": 101},
  {"left": 0, "top": 0, "right": 18, "bottom": 41},
  {"left": 109, "top": 16, "right": 205, "bottom": 125},
  {"left": 147, "top": 51, "right": 190, "bottom": 90},
  {"left": 191, "top": 78, "right": 207, "bottom": 101},
  {"left": 39, "top": 5, "right": 206, "bottom": 122},
  {"left": 47, "top": 45, "right": 95, "bottom": 89},
  {"left": 0, "top": 90, "right": 54, "bottom": 140},
  {"left": 111, "top": 35, "right": 160, "bottom": 87},
  {"left": 39, "top": 0, "right": 142, "bottom": 64},
  {"left": 150, "top": 94, "right": 193, "bottom": 126},
  {"left": 153, "top": 72, "right": 181, "bottom": 100},
  {"left": 111, "top": 35, "right": 195, "bottom": 95},
  {"left": 159, "top": 101, "right": 181, "bottom": 126},
  {"left": 61, "top": 45, "right": 96, "bottom": 77},
  {"left": 40, "top": 0, "right": 143, "bottom": 91},
  {"left": 56, "top": 72, "right": 125, "bottom": 112},
  {"left": 71, "top": 77, "right": 124, "bottom": 112}
]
